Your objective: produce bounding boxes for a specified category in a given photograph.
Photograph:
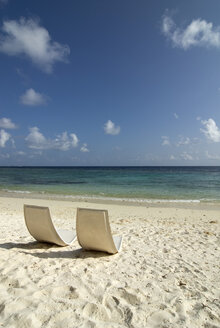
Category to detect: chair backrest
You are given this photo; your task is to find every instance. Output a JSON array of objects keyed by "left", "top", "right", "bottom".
[
  {"left": 24, "top": 204, "right": 63, "bottom": 245},
  {"left": 76, "top": 208, "right": 118, "bottom": 254}
]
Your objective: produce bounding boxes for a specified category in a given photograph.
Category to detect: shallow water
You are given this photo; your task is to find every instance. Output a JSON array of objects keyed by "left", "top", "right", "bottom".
[{"left": 1, "top": 166, "right": 220, "bottom": 202}]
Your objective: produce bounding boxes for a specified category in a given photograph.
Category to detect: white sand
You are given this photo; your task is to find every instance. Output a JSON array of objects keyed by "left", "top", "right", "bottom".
[{"left": 0, "top": 196, "right": 219, "bottom": 328}]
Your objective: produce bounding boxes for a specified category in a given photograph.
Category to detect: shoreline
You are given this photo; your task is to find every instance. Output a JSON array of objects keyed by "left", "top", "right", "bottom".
[{"left": 1, "top": 190, "right": 220, "bottom": 211}]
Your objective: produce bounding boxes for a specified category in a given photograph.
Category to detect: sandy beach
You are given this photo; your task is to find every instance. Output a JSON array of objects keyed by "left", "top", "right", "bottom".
[{"left": 0, "top": 196, "right": 219, "bottom": 328}]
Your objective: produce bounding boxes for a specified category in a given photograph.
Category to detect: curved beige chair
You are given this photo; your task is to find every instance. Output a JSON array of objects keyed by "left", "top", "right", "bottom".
[
  {"left": 76, "top": 208, "right": 122, "bottom": 254},
  {"left": 24, "top": 204, "right": 76, "bottom": 246}
]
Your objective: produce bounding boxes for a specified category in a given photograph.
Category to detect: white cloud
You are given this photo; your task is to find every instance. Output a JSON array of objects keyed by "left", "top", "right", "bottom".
[
  {"left": 11, "top": 138, "right": 15, "bottom": 148},
  {"left": 201, "top": 118, "right": 220, "bottom": 142},
  {"left": 25, "top": 127, "right": 79, "bottom": 151},
  {"left": 70, "top": 134, "right": 79, "bottom": 147},
  {"left": 104, "top": 120, "right": 120, "bottom": 135},
  {"left": 54, "top": 132, "right": 78, "bottom": 151},
  {"left": 0, "top": 153, "right": 10, "bottom": 159},
  {"left": 26, "top": 127, "right": 46, "bottom": 148},
  {"left": 205, "top": 151, "right": 220, "bottom": 160},
  {"left": 180, "top": 152, "right": 193, "bottom": 161},
  {"left": 174, "top": 113, "right": 178, "bottom": 119},
  {"left": 162, "top": 14, "right": 220, "bottom": 50},
  {"left": 0, "top": 17, "right": 70, "bottom": 73},
  {"left": 30, "top": 150, "right": 42, "bottom": 157},
  {"left": 20, "top": 88, "right": 47, "bottom": 106},
  {"left": 16, "top": 151, "right": 25, "bottom": 156},
  {"left": 0, "top": 117, "right": 17, "bottom": 129},
  {"left": 170, "top": 155, "right": 176, "bottom": 160},
  {"left": 177, "top": 136, "right": 191, "bottom": 146},
  {"left": 0, "top": 129, "right": 11, "bottom": 147},
  {"left": 80, "top": 143, "right": 89, "bottom": 152},
  {"left": 161, "top": 136, "right": 170, "bottom": 146}
]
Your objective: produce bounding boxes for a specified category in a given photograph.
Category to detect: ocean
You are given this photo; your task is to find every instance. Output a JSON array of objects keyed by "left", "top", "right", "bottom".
[{"left": 0, "top": 166, "right": 220, "bottom": 203}]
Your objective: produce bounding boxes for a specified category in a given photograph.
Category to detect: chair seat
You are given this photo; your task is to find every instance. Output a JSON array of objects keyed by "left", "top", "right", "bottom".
[
  {"left": 113, "top": 235, "right": 123, "bottom": 252},
  {"left": 24, "top": 205, "right": 76, "bottom": 246},
  {"left": 57, "top": 229, "right": 76, "bottom": 245},
  {"left": 76, "top": 208, "right": 123, "bottom": 254}
]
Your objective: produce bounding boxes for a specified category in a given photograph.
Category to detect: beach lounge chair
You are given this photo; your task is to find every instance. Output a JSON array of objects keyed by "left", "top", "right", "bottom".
[
  {"left": 76, "top": 208, "right": 122, "bottom": 254},
  {"left": 24, "top": 204, "right": 76, "bottom": 246}
]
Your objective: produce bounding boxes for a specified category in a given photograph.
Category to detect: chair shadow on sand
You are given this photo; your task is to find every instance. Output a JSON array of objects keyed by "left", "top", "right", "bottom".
[
  {"left": 0, "top": 241, "right": 111, "bottom": 259},
  {"left": 0, "top": 241, "right": 53, "bottom": 250},
  {"left": 22, "top": 248, "right": 111, "bottom": 259}
]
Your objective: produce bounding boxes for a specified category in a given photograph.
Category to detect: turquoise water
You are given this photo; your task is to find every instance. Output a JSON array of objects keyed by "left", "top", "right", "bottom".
[{"left": 0, "top": 166, "right": 220, "bottom": 202}]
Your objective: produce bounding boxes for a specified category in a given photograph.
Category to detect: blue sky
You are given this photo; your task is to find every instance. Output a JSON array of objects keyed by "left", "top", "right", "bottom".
[{"left": 1, "top": 0, "right": 220, "bottom": 166}]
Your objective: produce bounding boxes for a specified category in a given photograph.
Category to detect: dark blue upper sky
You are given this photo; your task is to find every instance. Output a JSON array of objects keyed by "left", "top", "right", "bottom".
[{"left": 1, "top": 0, "right": 220, "bottom": 165}]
